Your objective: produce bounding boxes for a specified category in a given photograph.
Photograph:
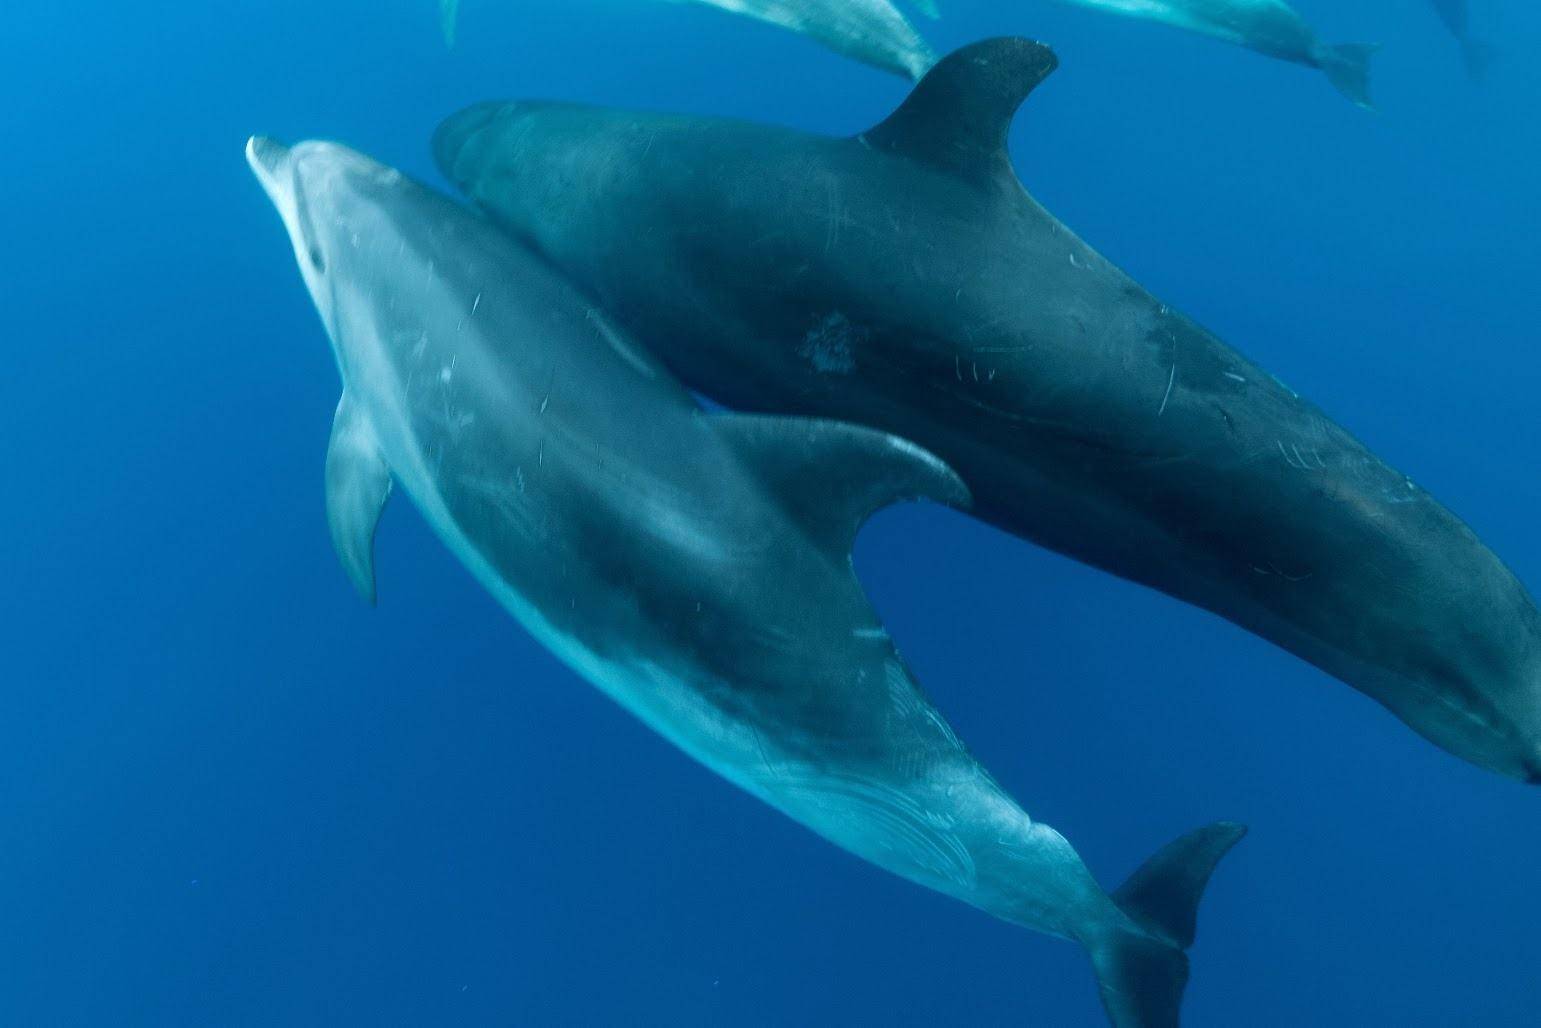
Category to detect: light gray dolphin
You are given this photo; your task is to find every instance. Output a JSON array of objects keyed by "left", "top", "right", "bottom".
[
  {"left": 433, "top": 37, "right": 1541, "bottom": 782},
  {"left": 437, "top": 0, "right": 936, "bottom": 79},
  {"left": 246, "top": 134, "right": 1245, "bottom": 1027},
  {"left": 1043, "top": 0, "right": 1377, "bottom": 107}
]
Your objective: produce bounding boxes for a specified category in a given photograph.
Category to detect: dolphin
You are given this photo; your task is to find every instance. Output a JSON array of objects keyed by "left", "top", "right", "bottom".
[
  {"left": 1040, "top": 0, "right": 1377, "bottom": 107},
  {"left": 1429, "top": 0, "right": 1494, "bottom": 78},
  {"left": 246, "top": 134, "right": 1246, "bottom": 1026},
  {"left": 433, "top": 38, "right": 1541, "bottom": 783},
  {"left": 436, "top": 0, "right": 936, "bottom": 79}
]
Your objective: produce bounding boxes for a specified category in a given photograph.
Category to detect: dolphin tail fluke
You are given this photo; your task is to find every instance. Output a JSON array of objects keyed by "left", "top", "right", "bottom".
[
  {"left": 1461, "top": 39, "right": 1497, "bottom": 80},
  {"left": 439, "top": 0, "right": 459, "bottom": 48},
  {"left": 1319, "top": 43, "right": 1380, "bottom": 110},
  {"left": 1089, "top": 822, "right": 1247, "bottom": 1027}
]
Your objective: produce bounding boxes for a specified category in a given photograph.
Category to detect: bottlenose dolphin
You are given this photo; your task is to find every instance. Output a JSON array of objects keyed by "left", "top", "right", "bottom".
[
  {"left": 1430, "top": 0, "right": 1494, "bottom": 78},
  {"left": 1042, "top": 0, "right": 1377, "bottom": 107},
  {"left": 436, "top": 0, "right": 935, "bottom": 79},
  {"left": 246, "top": 134, "right": 1246, "bottom": 1026},
  {"left": 434, "top": 38, "right": 1541, "bottom": 782}
]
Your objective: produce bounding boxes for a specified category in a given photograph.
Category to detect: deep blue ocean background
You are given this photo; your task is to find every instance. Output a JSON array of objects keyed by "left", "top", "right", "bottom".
[{"left": 4, "top": 1, "right": 1538, "bottom": 1024}]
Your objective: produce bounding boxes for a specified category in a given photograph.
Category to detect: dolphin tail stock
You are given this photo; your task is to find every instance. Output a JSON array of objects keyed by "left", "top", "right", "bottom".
[
  {"left": 1088, "top": 822, "right": 1247, "bottom": 1027},
  {"left": 439, "top": 0, "right": 460, "bottom": 47},
  {"left": 1317, "top": 42, "right": 1380, "bottom": 110}
]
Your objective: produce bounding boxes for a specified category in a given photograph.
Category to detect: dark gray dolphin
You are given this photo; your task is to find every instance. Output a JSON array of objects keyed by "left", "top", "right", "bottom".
[
  {"left": 246, "top": 135, "right": 1245, "bottom": 1027},
  {"left": 1430, "top": 0, "right": 1494, "bottom": 78},
  {"left": 433, "top": 38, "right": 1541, "bottom": 783}
]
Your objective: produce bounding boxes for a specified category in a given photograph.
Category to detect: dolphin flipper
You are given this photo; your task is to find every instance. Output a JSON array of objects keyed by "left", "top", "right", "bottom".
[
  {"left": 326, "top": 393, "right": 392, "bottom": 605},
  {"left": 711, "top": 414, "right": 970, "bottom": 557},
  {"left": 439, "top": 0, "right": 459, "bottom": 47},
  {"left": 1091, "top": 822, "right": 1248, "bottom": 1027}
]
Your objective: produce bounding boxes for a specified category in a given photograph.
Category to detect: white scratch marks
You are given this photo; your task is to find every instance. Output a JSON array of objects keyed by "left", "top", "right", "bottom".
[
  {"left": 1277, "top": 440, "right": 1327, "bottom": 471},
  {"left": 1157, "top": 364, "right": 1176, "bottom": 416}
]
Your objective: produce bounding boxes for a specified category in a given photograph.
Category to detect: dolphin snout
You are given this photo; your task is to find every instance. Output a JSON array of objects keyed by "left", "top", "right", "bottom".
[
  {"left": 245, "top": 135, "right": 294, "bottom": 206},
  {"left": 432, "top": 102, "right": 508, "bottom": 184}
]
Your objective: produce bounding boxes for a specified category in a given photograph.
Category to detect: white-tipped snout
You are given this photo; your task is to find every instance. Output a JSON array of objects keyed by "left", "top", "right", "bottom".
[{"left": 246, "top": 135, "right": 294, "bottom": 208}]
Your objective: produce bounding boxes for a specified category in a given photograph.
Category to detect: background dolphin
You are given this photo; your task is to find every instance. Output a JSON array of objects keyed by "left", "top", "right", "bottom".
[
  {"left": 1036, "top": 0, "right": 1377, "bottom": 107},
  {"left": 433, "top": 37, "right": 1541, "bottom": 783},
  {"left": 438, "top": 0, "right": 936, "bottom": 79},
  {"left": 247, "top": 134, "right": 1245, "bottom": 1027},
  {"left": 1430, "top": 0, "right": 1495, "bottom": 78}
]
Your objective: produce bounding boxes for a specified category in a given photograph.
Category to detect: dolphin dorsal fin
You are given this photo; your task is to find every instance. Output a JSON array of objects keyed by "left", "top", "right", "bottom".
[
  {"left": 860, "top": 37, "right": 1058, "bottom": 185},
  {"left": 712, "top": 414, "right": 970, "bottom": 558},
  {"left": 326, "top": 392, "right": 393, "bottom": 605}
]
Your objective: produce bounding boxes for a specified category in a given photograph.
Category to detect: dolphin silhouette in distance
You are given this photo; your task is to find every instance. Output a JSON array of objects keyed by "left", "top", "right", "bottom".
[
  {"left": 866, "top": 0, "right": 1374, "bottom": 106},
  {"left": 1030, "top": 0, "right": 1378, "bottom": 108},
  {"left": 1429, "top": 0, "right": 1495, "bottom": 79},
  {"left": 438, "top": 0, "right": 936, "bottom": 80},
  {"left": 247, "top": 134, "right": 1244, "bottom": 1027},
  {"left": 434, "top": 38, "right": 1541, "bottom": 783}
]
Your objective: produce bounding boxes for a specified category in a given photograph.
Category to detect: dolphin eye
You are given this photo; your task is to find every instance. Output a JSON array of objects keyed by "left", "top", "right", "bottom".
[{"left": 308, "top": 245, "right": 326, "bottom": 273}]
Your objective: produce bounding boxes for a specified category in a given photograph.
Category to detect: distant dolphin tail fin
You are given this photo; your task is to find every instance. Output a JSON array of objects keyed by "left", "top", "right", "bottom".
[
  {"left": 1088, "top": 822, "right": 1247, "bottom": 1027},
  {"left": 1461, "top": 39, "right": 1497, "bottom": 80},
  {"left": 1319, "top": 42, "right": 1380, "bottom": 110},
  {"left": 439, "top": 0, "right": 459, "bottom": 47}
]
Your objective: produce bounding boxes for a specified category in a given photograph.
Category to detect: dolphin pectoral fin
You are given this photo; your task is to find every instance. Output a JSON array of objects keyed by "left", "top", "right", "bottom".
[
  {"left": 711, "top": 414, "right": 970, "bottom": 556},
  {"left": 860, "top": 37, "right": 1058, "bottom": 185},
  {"left": 439, "top": 0, "right": 459, "bottom": 47},
  {"left": 325, "top": 393, "right": 392, "bottom": 605}
]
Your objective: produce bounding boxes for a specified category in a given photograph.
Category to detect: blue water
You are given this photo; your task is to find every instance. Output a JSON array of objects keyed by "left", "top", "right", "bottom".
[{"left": 3, "top": 1, "right": 1537, "bottom": 1024}]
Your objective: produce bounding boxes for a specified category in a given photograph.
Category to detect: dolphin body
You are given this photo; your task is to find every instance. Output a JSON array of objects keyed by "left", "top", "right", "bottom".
[
  {"left": 437, "top": 0, "right": 935, "bottom": 79},
  {"left": 1429, "top": 0, "right": 1494, "bottom": 78},
  {"left": 246, "top": 135, "right": 1244, "bottom": 1026},
  {"left": 433, "top": 38, "right": 1541, "bottom": 783},
  {"left": 1041, "top": 0, "right": 1377, "bottom": 107}
]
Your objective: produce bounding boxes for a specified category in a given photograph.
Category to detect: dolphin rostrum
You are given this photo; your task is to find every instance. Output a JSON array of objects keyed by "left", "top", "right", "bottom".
[
  {"left": 438, "top": 0, "right": 936, "bottom": 79},
  {"left": 247, "top": 134, "right": 1244, "bottom": 1026},
  {"left": 433, "top": 38, "right": 1541, "bottom": 783},
  {"left": 1038, "top": 0, "right": 1377, "bottom": 107}
]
